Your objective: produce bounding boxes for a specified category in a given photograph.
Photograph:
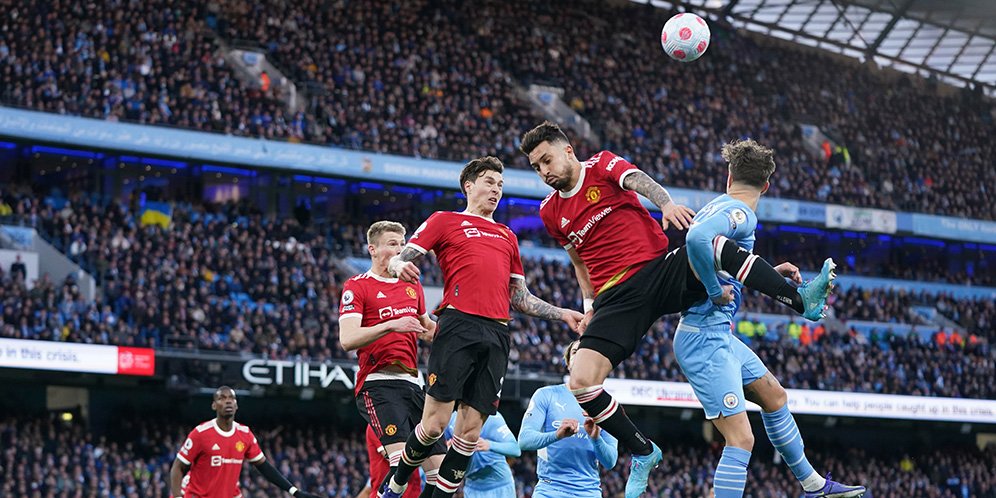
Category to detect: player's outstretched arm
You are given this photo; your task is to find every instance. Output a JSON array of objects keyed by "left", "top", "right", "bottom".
[
  {"left": 169, "top": 459, "right": 189, "bottom": 498},
  {"left": 586, "top": 419, "right": 619, "bottom": 469},
  {"left": 387, "top": 246, "right": 426, "bottom": 283},
  {"left": 253, "top": 457, "right": 321, "bottom": 498},
  {"left": 518, "top": 391, "right": 560, "bottom": 451},
  {"left": 480, "top": 413, "right": 522, "bottom": 457},
  {"left": 686, "top": 214, "right": 735, "bottom": 304},
  {"left": 339, "top": 315, "right": 427, "bottom": 351},
  {"left": 509, "top": 277, "right": 584, "bottom": 330},
  {"left": 621, "top": 170, "right": 695, "bottom": 230}
]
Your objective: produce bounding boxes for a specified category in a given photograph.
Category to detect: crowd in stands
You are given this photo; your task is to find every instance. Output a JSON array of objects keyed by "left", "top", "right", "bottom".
[
  {"left": 211, "top": 0, "right": 534, "bottom": 163},
  {"left": 0, "top": 1, "right": 312, "bottom": 141},
  {"left": 457, "top": 0, "right": 994, "bottom": 221},
  {"left": 0, "top": 415, "right": 368, "bottom": 498},
  {"left": 2, "top": 415, "right": 993, "bottom": 497},
  {"left": 2, "top": 0, "right": 994, "bottom": 220},
  {"left": 1, "top": 190, "right": 992, "bottom": 399}
]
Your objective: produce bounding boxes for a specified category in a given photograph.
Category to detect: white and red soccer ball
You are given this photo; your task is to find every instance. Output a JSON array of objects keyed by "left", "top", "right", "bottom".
[{"left": 661, "top": 13, "right": 711, "bottom": 62}]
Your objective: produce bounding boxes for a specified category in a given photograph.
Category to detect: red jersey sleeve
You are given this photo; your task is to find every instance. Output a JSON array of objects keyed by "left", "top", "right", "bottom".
[
  {"left": 176, "top": 429, "right": 200, "bottom": 465},
  {"left": 408, "top": 212, "right": 444, "bottom": 254},
  {"left": 596, "top": 150, "right": 641, "bottom": 190},
  {"left": 338, "top": 278, "right": 365, "bottom": 321},
  {"left": 509, "top": 231, "right": 525, "bottom": 280},
  {"left": 245, "top": 429, "right": 265, "bottom": 463}
]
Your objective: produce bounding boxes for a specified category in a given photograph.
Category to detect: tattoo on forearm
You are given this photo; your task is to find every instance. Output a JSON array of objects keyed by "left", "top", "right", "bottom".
[
  {"left": 510, "top": 280, "right": 563, "bottom": 320},
  {"left": 398, "top": 247, "right": 423, "bottom": 263},
  {"left": 623, "top": 171, "right": 672, "bottom": 208}
]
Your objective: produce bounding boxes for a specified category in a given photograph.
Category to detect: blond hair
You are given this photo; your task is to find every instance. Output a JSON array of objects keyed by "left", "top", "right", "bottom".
[{"left": 366, "top": 221, "right": 406, "bottom": 245}]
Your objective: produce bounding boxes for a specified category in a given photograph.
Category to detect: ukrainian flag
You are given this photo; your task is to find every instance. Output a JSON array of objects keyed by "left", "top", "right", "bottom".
[{"left": 140, "top": 201, "right": 172, "bottom": 228}]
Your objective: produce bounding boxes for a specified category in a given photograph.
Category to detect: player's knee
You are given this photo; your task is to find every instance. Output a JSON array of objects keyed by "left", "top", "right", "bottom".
[
  {"left": 453, "top": 426, "right": 482, "bottom": 442},
  {"left": 766, "top": 384, "right": 788, "bottom": 411},
  {"left": 726, "top": 430, "right": 755, "bottom": 452},
  {"left": 421, "top": 418, "right": 447, "bottom": 439},
  {"left": 567, "top": 373, "right": 593, "bottom": 391}
]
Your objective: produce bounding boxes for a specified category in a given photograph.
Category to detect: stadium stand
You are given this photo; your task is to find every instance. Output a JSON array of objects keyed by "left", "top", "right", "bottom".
[
  {"left": 1, "top": 415, "right": 992, "bottom": 497},
  {"left": 1, "top": 0, "right": 993, "bottom": 219},
  {"left": 0, "top": 190, "right": 991, "bottom": 399}
]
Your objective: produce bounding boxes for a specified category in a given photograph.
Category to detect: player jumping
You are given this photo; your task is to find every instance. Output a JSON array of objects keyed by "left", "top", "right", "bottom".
[
  {"left": 677, "top": 139, "right": 865, "bottom": 498},
  {"left": 443, "top": 411, "right": 521, "bottom": 498},
  {"left": 339, "top": 221, "right": 445, "bottom": 498},
  {"left": 519, "top": 340, "right": 618, "bottom": 498},
  {"left": 170, "top": 386, "right": 320, "bottom": 498},
  {"left": 520, "top": 121, "right": 837, "bottom": 497},
  {"left": 382, "top": 156, "right": 584, "bottom": 498}
]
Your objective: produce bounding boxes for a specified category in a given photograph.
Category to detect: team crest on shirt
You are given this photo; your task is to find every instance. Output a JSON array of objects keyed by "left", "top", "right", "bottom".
[
  {"left": 385, "top": 424, "right": 398, "bottom": 436},
  {"left": 235, "top": 441, "right": 246, "bottom": 452},
  {"left": 428, "top": 373, "right": 437, "bottom": 386},
  {"left": 585, "top": 186, "right": 602, "bottom": 204},
  {"left": 405, "top": 287, "right": 417, "bottom": 299},
  {"left": 723, "top": 393, "right": 739, "bottom": 409}
]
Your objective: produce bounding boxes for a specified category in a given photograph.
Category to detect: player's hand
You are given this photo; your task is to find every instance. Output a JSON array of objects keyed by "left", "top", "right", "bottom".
[
  {"left": 583, "top": 414, "right": 601, "bottom": 440},
  {"left": 556, "top": 419, "right": 579, "bottom": 439},
  {"left": 660, "top": 203, "right": 696, "bottom": 231},
  {"left": 774, "top": 262, "right": 803, "bottom": 284},
  {"left": 395, "top": 261, "right": 421, "bottom": 283},
  {"left": 475, "top": 439, "right": 491, "bottom": 451},
  {"left": 389, "top": 316, "right": 428, "bottom": 334},
  {"left": 417, "top": 319, "right": 437, "bottom": 343},
  {"left": 710, "top": 285, "right": 735, "bottom": 306},
  {"left": 576, "top": 310, "right": 594, "bottom": 335},
  {"left": 561, "top": 309, "right": 585, "bottom": 333}
]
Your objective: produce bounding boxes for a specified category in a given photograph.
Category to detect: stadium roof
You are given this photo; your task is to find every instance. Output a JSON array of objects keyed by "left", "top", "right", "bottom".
[{"left": 638, "top": 0, "right": 996, "bottom": 95}]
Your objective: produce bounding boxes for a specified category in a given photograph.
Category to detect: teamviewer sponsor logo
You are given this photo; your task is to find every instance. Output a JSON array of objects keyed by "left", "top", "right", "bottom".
[
  {"left": 566, "top": 207, "right": 613, "bottom": 248},
  {"left": 380, "top": 306, "right": 419, "bottom": 319}
]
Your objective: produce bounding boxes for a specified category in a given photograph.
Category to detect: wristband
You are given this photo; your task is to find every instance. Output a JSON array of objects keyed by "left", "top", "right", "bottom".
[
  {"left": 289, "top": 487, "right": 299, "bottom": 496},
  {"left": 583, "top": 298, "right": 594, "bottom": 313}
]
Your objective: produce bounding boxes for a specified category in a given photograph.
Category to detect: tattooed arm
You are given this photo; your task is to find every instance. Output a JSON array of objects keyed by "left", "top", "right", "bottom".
[
  {"left": 387, "top": 246, "right": 426, "bottom": 283},
  {"left": 510, "top": 277, "right": 584, "bottom": 331},
  {"left": 622, "top": 170, "right": 695, "bottom": 230}
]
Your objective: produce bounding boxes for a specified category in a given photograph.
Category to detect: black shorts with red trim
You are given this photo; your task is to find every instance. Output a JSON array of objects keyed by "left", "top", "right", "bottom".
[
  {"left": 426, "top": 309, "right": 510, "bottom": 416},
  {"left": 356, "top": 379, "right": 447, "bottom": 454},
  {"left": 580, "top": 246, "right": 707, "bottom": 367}
]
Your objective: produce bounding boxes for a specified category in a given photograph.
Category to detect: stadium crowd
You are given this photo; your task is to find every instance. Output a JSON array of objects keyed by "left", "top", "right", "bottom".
[
  {"left": 1, "top": 415, "right": 993, "bottom": 498},
  {"left": 0, "top": 0, "right": 311, "bottom": 140},
  {"left": 1, "top": 0, "right": 994, "bottom": 220},
  {"left": 456, "top": 0, "right": 994, "bottom": 220},
  {"left": 0, "top": 192, "right": 992, "bottom": 399}
]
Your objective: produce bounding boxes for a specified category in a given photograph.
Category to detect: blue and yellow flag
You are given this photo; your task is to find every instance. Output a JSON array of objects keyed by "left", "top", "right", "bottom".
[{"left": 140, "top": 201, "right": 172, "bottom": 228}]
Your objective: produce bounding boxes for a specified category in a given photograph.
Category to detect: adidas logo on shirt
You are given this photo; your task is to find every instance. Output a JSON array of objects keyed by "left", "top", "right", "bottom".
[
  {"left": 377, "top": 291, "right": 387, "bottom": 299},
  {"left": 212, "top": 444, "right": 221, "bottom": 451},
  {"left": 461, "top": 220, "right": 473, "bottom": 226},
  {"left": 561, "top": 217, "right": 570, "bottom": 228}
]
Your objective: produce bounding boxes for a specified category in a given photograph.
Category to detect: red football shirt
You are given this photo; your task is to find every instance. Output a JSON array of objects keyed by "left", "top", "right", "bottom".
[
  {"left": 407, "top": 211, "right": 524, "bottom": 320},
  {"left": 339, "top": 272, "right": 426, "bottom": 393},
  {"left": 176, "top": 419, "right": 264, "bottom": 498},
  {"left": 539, "top": 150, "right": 669, "bottom": 294},
  {"left": 366, "top": 426, "right": 421, "bottom": 498}
]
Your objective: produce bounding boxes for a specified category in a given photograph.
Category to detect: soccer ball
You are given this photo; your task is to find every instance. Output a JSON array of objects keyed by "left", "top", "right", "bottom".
[{"left": 660, "top": 13, "right": 711, "bottom": 62}]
